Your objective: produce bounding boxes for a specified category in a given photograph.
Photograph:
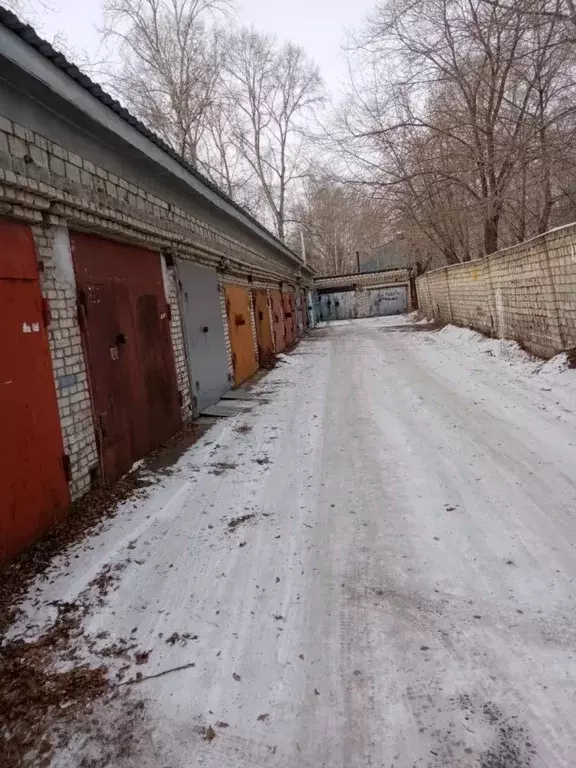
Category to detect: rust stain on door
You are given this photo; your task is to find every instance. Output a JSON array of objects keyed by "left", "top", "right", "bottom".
[
  {"left": 253, "top": 289, "right": 274, "bottom": 363},
  {"left": 225, "top": 285, "right": 258, "bottom": 385},
  {"left": 0, "top": 217, "right": 70, "bottom": 560},
  {"left": 270, "top": 289, "right": 286, "bottom": 353},
  {"left": 72, "top": 232, "right": 181, "bottom": 483}
]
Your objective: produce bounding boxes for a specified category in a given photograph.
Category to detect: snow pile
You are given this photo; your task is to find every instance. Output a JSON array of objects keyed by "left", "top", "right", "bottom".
[
  {"left": 538, "top": 352, "right": 571, "bottom": 376},
  {"left": 435, "top": 324, "right": 576, "bottom": 388},
  {"left": 436, "top": 325, "right": 538, "bottom": 371},
  {"left": 535, "top": 353, "right": 576, "bottom": 400}
]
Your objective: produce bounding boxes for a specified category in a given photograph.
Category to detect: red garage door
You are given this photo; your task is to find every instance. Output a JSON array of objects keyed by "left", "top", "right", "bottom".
[
  {"left": 0, "top": 218, "right": 70, "bottom": 560},
  {"left": 72, "top": 233, "right": 181, "bottom": 483}
]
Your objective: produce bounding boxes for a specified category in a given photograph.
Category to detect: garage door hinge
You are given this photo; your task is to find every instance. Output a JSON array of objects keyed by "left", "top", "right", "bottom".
[{"left": 62, "top": 453, "right": 72, "bottom": 482}]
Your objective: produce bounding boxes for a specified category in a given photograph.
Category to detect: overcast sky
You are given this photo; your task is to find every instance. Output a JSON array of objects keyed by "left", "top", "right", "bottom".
[{"left": 31, "top": 0, "right": 376, "bottom": 93}]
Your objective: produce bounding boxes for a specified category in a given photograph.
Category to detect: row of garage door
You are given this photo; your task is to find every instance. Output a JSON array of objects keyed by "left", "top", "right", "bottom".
[
  {"left": 178, "top": 261, "right": 306, "bottom": 409},
  {"left": 1, "top": 219, "right": 308, "bottom": 559}
]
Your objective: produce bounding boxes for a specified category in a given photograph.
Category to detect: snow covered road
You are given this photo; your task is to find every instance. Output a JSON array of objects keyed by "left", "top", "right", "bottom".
[{"left": 14, "top": 316, "right": 576, "bottom": 767}]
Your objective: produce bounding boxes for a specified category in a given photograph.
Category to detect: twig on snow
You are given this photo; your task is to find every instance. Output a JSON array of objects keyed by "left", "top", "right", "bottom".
[{"left": 117, "top": 661, "right": 196, "bottom": 686}]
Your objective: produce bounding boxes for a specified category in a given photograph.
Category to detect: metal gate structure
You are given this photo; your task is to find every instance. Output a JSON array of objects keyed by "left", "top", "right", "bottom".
[
  {"left": 72, "top": 232, "right": 181, "bottom": 483},
  {"left": 282, "top": 291, "right": 295, "bottom": 346},
  {"left": 367, "top": 286, "right": 408, "bottom": 316},
  {"left": 318, "top": 291, "right": 358, "bottom": 322},
  {"left": 177, "top": 260, "right": 229, "bottom": 411},
  {"left": 270, "top": 289, "right": 286, "bottom": 353},
  {"left": 0, "top": 218, "right": 70, "bottom": 559},
  {"left": 224, "top": 285, "right": 259, "bottom": 385},
  {"left": 253, "top": 289, "right": 274, "bottom": 363}
]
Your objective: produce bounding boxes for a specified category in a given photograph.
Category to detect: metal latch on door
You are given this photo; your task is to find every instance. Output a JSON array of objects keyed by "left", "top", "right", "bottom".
[{"left": 234, "top": 314, "right": 246, "bottom": 326}]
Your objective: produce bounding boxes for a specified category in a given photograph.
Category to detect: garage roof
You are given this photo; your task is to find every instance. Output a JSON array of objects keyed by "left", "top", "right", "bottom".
[{"left": 0, "top": 6, "right": 311, "bottom": 273}]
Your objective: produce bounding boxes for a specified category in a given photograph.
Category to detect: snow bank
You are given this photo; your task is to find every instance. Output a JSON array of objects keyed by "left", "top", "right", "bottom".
[{"left": 434, "top": 323, "right": 576, "bottom": 388}]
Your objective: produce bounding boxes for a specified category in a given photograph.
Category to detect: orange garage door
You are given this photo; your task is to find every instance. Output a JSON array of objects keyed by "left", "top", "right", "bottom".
[
  {"left": 225, "top": 285, "right": 258, "bottom": 385},
  {"left": 0, "top": 218, "right": 70, "bottom": 560}
]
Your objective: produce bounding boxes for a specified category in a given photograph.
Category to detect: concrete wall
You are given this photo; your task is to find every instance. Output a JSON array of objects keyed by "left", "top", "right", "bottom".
[{"left": 416, "top": 224, "right": 576, "bottom": 358}]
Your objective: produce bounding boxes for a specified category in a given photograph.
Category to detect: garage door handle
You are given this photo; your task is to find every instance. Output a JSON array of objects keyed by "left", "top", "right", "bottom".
[
  {"left": 202, "top": 326, "right": 209, "bottom": 333},
  {"left": 235, "top": 314, "right": 246, "bottom": 326}
]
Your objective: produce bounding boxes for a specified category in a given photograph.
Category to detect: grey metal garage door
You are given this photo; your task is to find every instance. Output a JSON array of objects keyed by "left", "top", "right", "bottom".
[
  {"left": 367, "top": 286, "right": 407, "bottom": 316},
  {"left": 318, "top": 291, "right": 358, "bottom": 322},
  {"left": 177, "top": 260, "right": 230, "bottom": 411}
]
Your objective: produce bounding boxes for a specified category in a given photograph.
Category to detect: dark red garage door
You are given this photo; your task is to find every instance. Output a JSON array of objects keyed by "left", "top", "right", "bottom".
[
  {"left": 0, "top": 218, "right": 70, "bottom": 560},
  {"left": 72, "top": 232, "right": 181, "bottom": 483}
]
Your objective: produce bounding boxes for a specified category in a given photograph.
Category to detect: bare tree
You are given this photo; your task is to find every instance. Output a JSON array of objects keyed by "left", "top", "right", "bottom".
[
  {"left": 2, "top": 0, "right": 54, "bottom": 20},
  {"left": 224, "top": 29, "right": 325, "bottom": 240},
  {"left": 196, "top": 98, "right": 256, "bottom": 203},
  {"left": 103, "top": 0, "right": 230, "bottom": 166},
  {"left": 293, "top": 178, "right": 391, "bottom": 274},
  {"left": 482, "top": 0, "right": 576, "bottom": 26},
  {"left": 339, "top": 0, "right": 576, "bottom": 263}
]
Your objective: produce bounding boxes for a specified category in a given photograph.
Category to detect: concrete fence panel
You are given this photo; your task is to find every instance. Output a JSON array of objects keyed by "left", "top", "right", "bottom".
[{"left": 416, "top": 223, "right": 576, "bottom": 358}]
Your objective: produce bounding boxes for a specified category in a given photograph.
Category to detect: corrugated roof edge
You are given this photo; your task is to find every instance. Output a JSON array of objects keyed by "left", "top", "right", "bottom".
[{"left": 0, "top": 5, "right": 311, "bottom": 272}]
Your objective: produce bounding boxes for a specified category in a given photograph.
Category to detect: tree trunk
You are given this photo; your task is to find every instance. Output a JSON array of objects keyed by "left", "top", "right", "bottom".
[{"left": 484, "top": 212, "right": 500, "bottom": 255}]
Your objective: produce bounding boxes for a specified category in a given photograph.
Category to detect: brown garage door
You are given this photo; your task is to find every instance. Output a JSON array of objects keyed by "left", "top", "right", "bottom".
[
  {"left": 0, "top": 218, "right": 70, "bottom": 559},
  {"left": 270, "top": 290, "right": 285, "bottom": 353},
  {"left": 253, "top": 289, "right": 274, "bottom": 363},
  {"left": 283, "top": 291, "right": 295, "bottom": 346},
  {"left": 225, "top": 285, "right": 258, "bottom": 385},
  {"left": 72, "top": 232, "right": 181, "bottom": 483}
]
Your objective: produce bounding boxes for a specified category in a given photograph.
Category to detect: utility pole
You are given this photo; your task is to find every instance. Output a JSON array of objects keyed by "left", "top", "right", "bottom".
[{"left": 300, "top": 227, "right": 307, "bottom": 264}]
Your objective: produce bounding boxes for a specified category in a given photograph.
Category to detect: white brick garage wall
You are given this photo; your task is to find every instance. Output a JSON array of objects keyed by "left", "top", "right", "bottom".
[{"left": 416, "top": 224, "right": 576, "bottom": 358}]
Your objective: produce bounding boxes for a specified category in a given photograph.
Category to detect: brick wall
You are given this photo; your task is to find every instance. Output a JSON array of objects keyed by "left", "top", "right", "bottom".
[
  {"left": 33, "top": 223, "right": 98, "bottom": 499},
  {"left": 162, "top": 257, "right": 194, "bottom": 421},
  {"left": 0, "top": 116, "right": 307, "bottom": 285},
  {"left": 417, "top": 224, "right": 576, "bottom": 358}
]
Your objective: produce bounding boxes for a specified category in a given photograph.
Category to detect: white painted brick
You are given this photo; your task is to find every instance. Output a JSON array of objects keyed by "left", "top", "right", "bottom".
[{"left": 8, "top": 135, "right": 27, "bottom": 158}]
